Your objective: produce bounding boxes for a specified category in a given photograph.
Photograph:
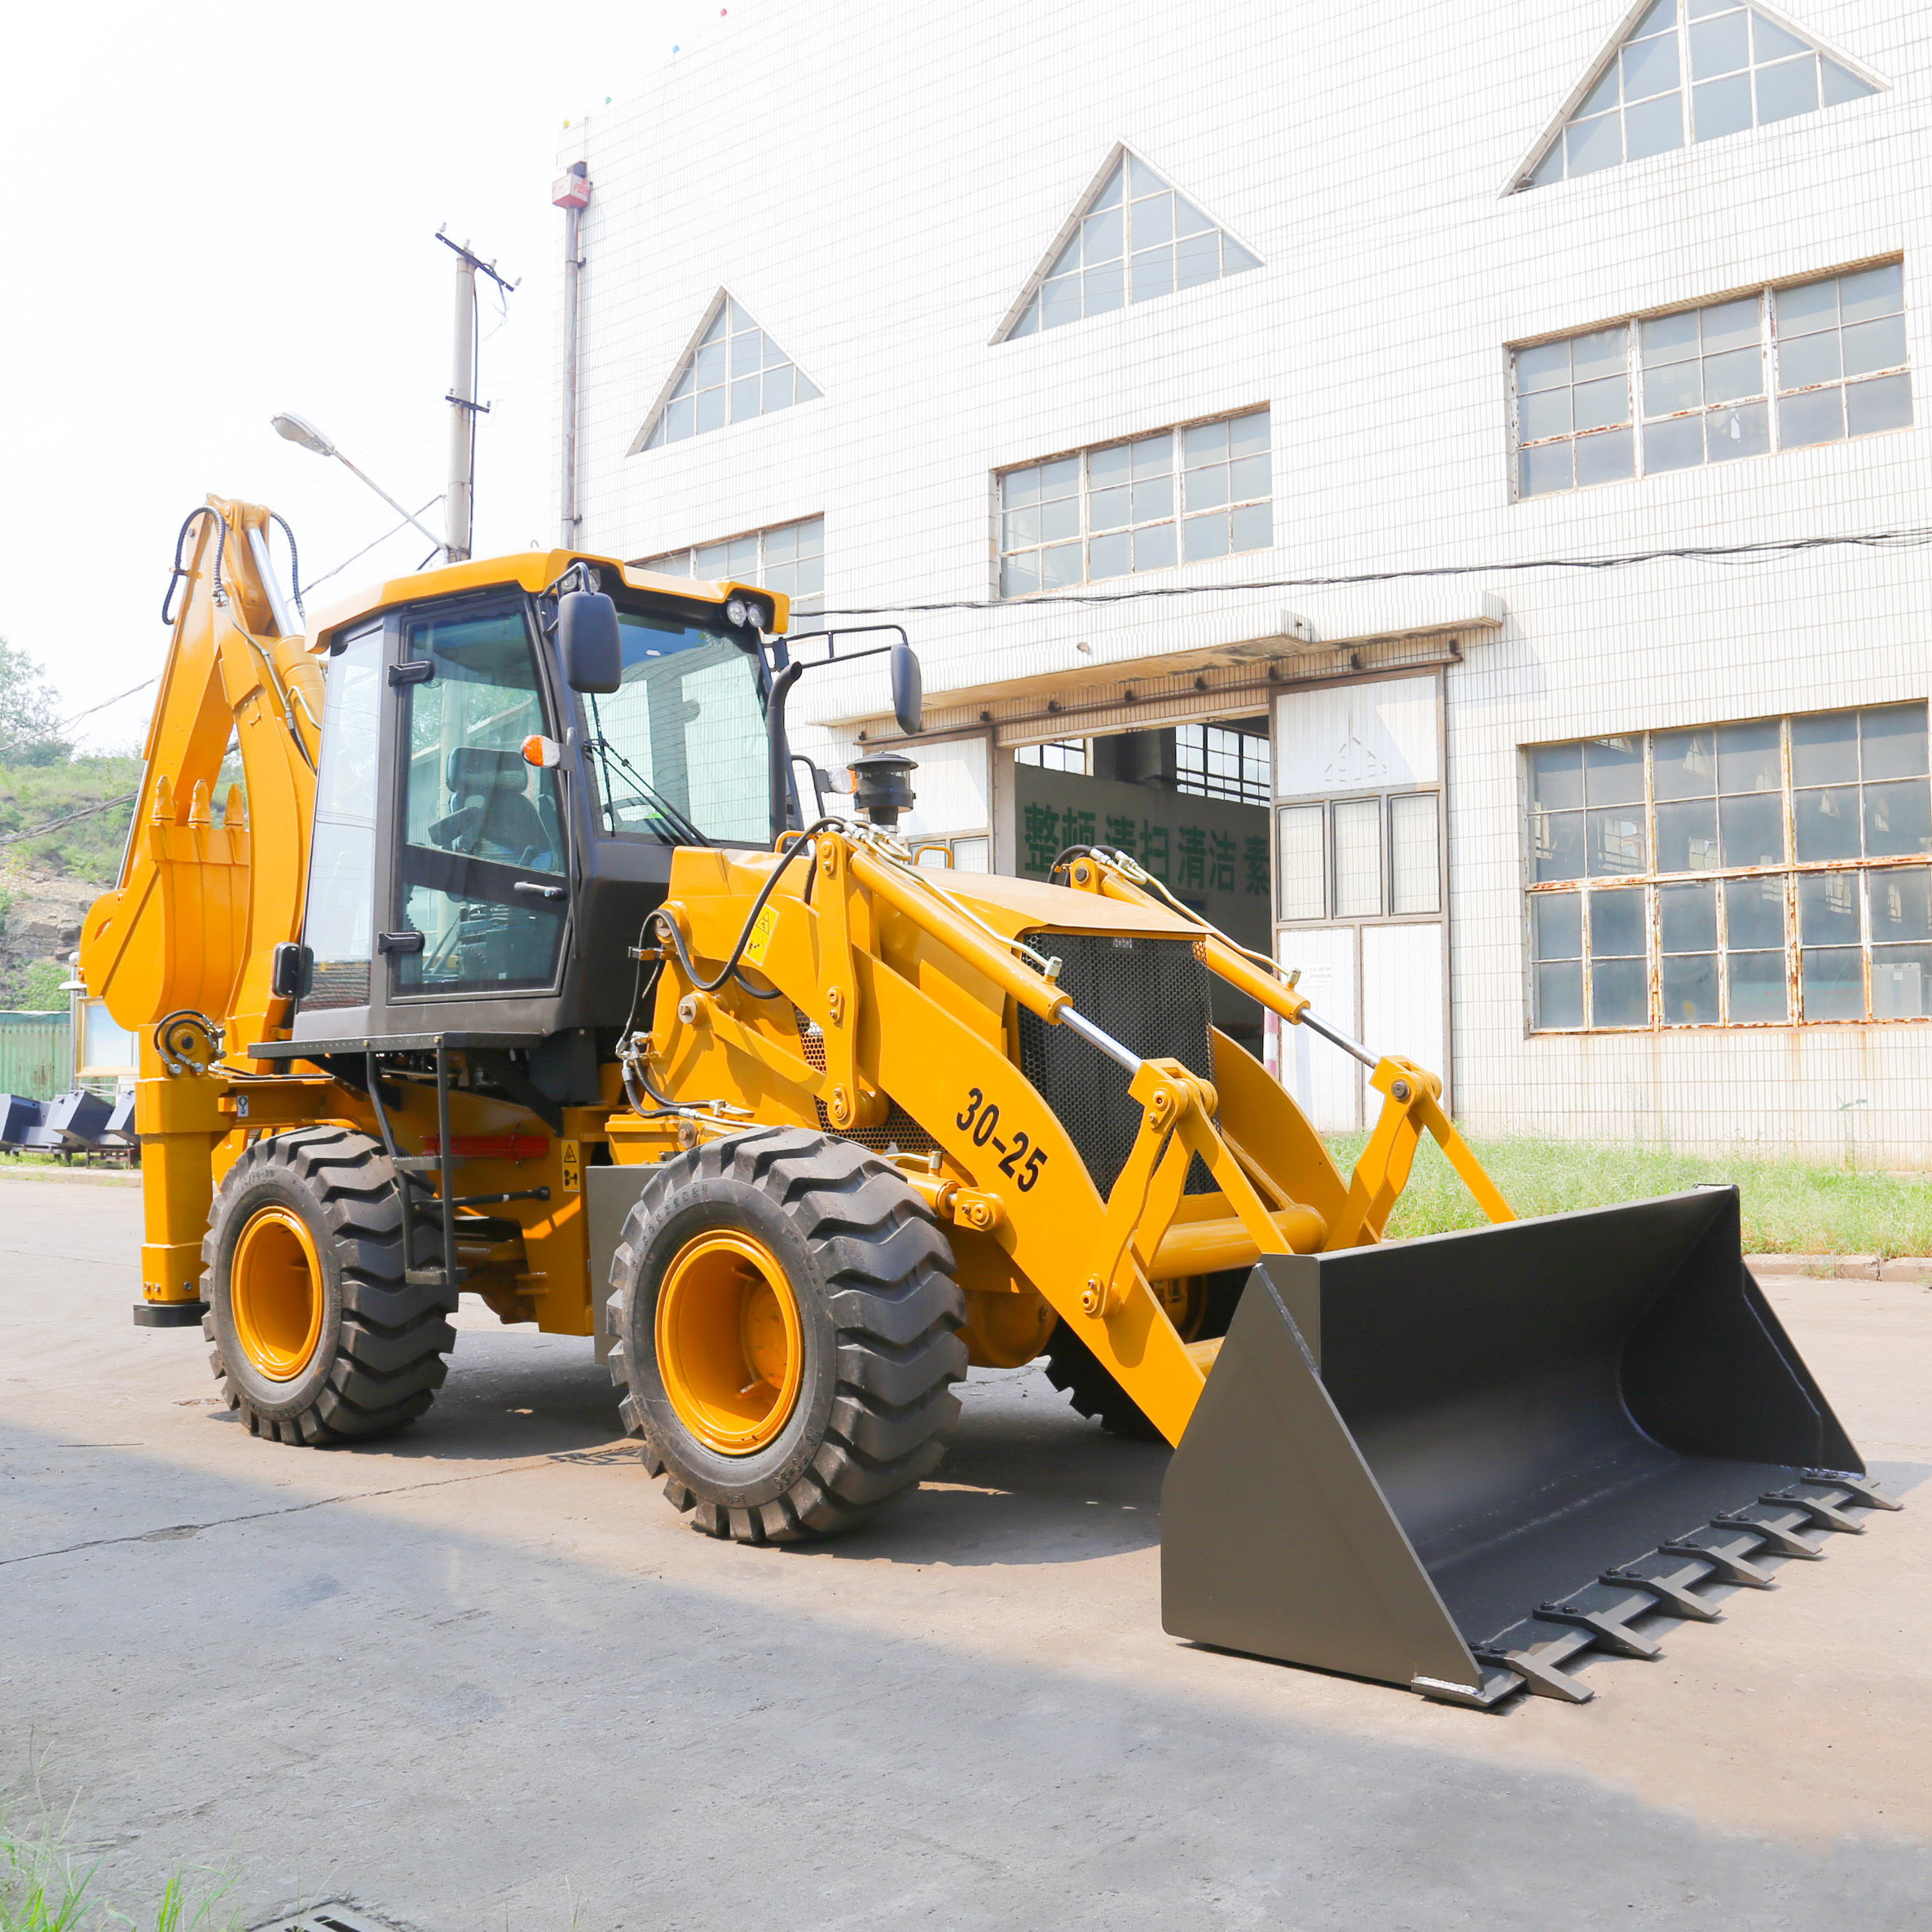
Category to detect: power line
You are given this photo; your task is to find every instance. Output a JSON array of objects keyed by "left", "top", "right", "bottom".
[
  {"left": 814, "top": 522, "right": 1932, "bottom": 616},
  {"left": 305, "top": 497, "right": 446, "bottom": 594},
  {"left": 0, "top": 677, "right": 161, "bottom": 762}
]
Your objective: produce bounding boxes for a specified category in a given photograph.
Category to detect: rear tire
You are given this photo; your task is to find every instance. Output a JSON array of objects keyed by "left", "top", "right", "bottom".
[
  {"left": 605, "top": 1126, "right": 966, "bottom": 1543},
  {"left": 1044, "top": 1269, "right": 1247, "bottom": 1441},
  {"left": 202, "top": 1126, "right": 455, "bottom": 1445}
]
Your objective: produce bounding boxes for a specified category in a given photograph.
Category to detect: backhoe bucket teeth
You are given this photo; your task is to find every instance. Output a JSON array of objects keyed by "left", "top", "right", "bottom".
[{"left": 1161, "top": 1188, "right": 1891, "bottom": 1706}]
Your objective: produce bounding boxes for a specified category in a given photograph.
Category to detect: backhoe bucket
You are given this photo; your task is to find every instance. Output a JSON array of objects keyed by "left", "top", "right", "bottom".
[{"left": 1161, "top": 1188, "right": 1895, "bottom": 1706}]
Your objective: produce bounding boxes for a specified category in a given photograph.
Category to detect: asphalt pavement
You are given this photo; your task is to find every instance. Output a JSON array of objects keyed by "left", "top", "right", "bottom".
[{"left": 2, "top": 1174, "right": 1928, "bottom": 1930}]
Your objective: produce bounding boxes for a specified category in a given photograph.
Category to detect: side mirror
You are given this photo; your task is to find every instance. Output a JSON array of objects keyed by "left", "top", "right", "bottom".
[
  {"left": 890, "top": 640, "right": 924, "bottom": 737},
  {"left": 559, "top": 591, "right": 623, "bottom": 693},
  {"left": 269, "top": 942, "right": 314, "bottom": 1001}
]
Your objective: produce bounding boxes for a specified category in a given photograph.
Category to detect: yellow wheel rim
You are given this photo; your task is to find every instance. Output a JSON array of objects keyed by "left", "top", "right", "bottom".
[
  {"left": 654, "top": 1230, "right": 804, "bottom": 1455},
  {"left": 230, "top": 1205, "right": 326, "bottom": 1381}
]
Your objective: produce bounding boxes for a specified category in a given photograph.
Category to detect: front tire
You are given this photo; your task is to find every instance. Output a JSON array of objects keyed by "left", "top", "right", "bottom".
[
  {"left": 202, "top": 1126, "right": 455, "bottom": 1445},
  {"left": 605, "top": 1127, "right": 966, "bottom": 1543}
]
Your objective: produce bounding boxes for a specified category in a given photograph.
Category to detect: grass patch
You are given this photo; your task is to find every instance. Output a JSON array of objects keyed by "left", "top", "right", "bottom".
[
  {"left": 0, "top": 1813, "right": 237, "bottom": 1932},
  {"left": 1323, "top": 1132, "right": 1932, "bottom": 1258}
]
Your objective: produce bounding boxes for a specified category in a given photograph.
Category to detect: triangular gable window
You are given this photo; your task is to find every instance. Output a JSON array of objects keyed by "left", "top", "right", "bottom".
[
  {"left": 1519, "top": 0, "right": 1878, "bottom": 190},
  {"left": 636, "top": 293, "right": 821, "bottom": 451},
  {"left": 1004, "top": 150, "right": 1260, "bottom": 340}
]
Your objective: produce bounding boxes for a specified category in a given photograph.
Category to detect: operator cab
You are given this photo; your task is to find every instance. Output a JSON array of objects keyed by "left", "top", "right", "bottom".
[{"left": 281, "top": 553, "right": 783, "bottom": 1103}]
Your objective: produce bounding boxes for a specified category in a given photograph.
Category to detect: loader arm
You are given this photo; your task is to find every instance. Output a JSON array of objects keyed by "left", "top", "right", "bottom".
[{"left": 1054, "top": 847, "right": 1514, "bottom": 1243}]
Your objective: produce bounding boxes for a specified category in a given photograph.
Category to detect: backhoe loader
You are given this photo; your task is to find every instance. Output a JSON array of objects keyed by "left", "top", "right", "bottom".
[{"left": 81, "top": 495, "right": 1900, "bottom": 1709}]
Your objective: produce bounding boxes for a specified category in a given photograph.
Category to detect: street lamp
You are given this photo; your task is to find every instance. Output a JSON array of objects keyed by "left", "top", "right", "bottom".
[{"left": 271, "top": 413, "right": 448, "bottom": 557}]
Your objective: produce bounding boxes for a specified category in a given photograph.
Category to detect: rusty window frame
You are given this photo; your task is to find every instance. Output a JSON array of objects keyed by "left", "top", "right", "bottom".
[{"left": 1523, "top": 702, "right": 1932, "bottom": 1032}]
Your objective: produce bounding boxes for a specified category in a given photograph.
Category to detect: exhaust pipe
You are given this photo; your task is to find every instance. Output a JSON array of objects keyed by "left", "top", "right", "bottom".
[{"left": 1160, "top": 1186, "right": 1899, "bottom": 1706}]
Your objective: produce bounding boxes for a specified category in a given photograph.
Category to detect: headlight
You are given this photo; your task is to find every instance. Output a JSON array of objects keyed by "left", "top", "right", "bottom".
[{"left": 725, "top": 595, "right": 752, "bottom": 629}]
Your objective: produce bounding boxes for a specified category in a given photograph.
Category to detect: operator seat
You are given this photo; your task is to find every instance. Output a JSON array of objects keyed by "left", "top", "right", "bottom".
[{"left": 429, "top": 747, "right": 552, "bottom": 865}]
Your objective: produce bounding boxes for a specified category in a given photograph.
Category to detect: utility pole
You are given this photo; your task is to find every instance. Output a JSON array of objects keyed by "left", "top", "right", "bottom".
[
  {"left": 552, "top": 161, "right": 592, "bottom": 547},
  {"left": 435, "top": 229, "right": 517, "bottom": 563}
]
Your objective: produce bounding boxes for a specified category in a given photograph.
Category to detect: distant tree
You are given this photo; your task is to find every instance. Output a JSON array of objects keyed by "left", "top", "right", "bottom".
[
  {"left": 0, "top": 639, "right": 70, "bottom": 767},
  {"left": 13, "top": 959, "right": 68, "bottom": 1010}
]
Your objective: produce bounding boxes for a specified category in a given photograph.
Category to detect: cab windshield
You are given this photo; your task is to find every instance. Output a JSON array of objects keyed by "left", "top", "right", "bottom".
[{"left": 583, "top": 609, "right": 769, "bottom": 846}]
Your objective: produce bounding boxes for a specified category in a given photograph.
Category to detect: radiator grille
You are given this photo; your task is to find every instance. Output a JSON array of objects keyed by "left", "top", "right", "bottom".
[{"left": 1018, "top": 933, "right": 1216, "bottom": 1198}]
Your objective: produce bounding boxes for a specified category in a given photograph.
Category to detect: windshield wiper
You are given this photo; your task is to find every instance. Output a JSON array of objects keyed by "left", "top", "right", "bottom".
[{"left": 589, "top": 733, "right": 706, "bottom": 847}]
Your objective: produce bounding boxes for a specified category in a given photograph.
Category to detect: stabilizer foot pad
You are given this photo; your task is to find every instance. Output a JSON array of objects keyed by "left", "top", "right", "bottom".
[{"left": 133, "top": 1300, "right": 208, "bottom": 1328}]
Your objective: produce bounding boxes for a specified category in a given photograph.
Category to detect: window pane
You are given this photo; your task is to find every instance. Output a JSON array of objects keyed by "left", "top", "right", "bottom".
[
  {"left": 1661, "top": 953, "right": 1719, "bottom": 1024},
  {"left": 694, "top": 387, "right": 727, "bottom": 433},
  {"left": 1230, "top": 501, "right": 1273, "bottom": 552},
  {"left": 1332, "top": 799, "right": 1384, "bottom": 916},
  {"left": 1566, "top": 112, "right": 1623, "bottom": 174},
  {"left": 1003, "top": 467, "right": 1041, "bottom": 508},
  {"left": 1702, "top": 345, "right": 1763, "bottom": 403},
  {"left": 1656, "top": 798, "right": 1719, "bottom": 871},
  {"left": 1229, "top": 411, "right": 1271, "bottom": 456},
  {"left": 1591, "top": 887, "right": 1646, "bottom": 957},
  {"left": 1653, "top": 728, "right": 1717, "bottom": 799},
  {"left": 1842, "top": 314, "right": 1906, "bottom": 376},
  {"left": 1727, "top": 950, "right": 1789, "bottom": 1022},
  {"left": 1693, "top": 72, "right": 1754, "bottom": 139},
  {"left": 1229, "top": 454, "right": 1271, "bottom": 500},
  {"left": 1690, "top": 12, "right": 1749, "bottom": 77},
  {"left": 1644, "top": 359, "right": 1703, "bottom": 416},
  {"left": 1587, "top": 806, "right": 1648, "bottom": 874},
  {"left": 1278, "top": 807, "right": 1325, "bottom": 920},
  {"left": 1592, "top": 956, "right": 1649, "bottom": 1027},
  {"left": 1578, "top": 64, "right": 1622, "bottom": 118},
  {"left": 1041, "top": 455, "right": 1081, "bottom": 495},
  {"left": 1792, "top": 709, "right": 1858, "bottom": 786},
  {"left": 1718, "top": 718, "right": 1780, "bottom": 792},
  {"left": 1701, "top": 295, "right": 1762, "bottom": 354},
  {"left": 1132, "top": 523, "right": 1177, "bottom": 572},
  {"left": 1533, "top": 891, "right": 1583, "bottom": 961},
  {"left": 1535, "top": 960, "right": 1586, "bottom": 1029},
  {"left": 1724, "top": 875, "right": 1786, "bottom": 950},
  {"left": 1088, "top": 443, "right": 1130, "bottom": 486},
  {"left": 1793, "top": 786, "right": 1861, "bottom": 861},
  {"left": 1088, "top": 485, "right": 1130, "bottom": 531},
  {"left": 1780, "top": 385, "right": 1846, "bottom": 447},
  {"left": 1131, "top": 433, "right": 1173, "bottom": 477},
  {"left": 1572, "top": 328, "right": 1628, "bottom": 383},
  {"left": 1087, "top": 530, "right": 1130, "bottom": 579},
  {"left": 1864, "top": 779, "right": 1932, "bottom": 857},
  {"left": 1577, "top": 427, "right": 1635, "bottom": 484},
  {"left": 1659, "top": 879, "right": 1719, "bottom": 952},
  {"left": 1822, "top": 56, "right": 1877, "bottom": 105},
  {"left": 1847, "top": 372, "right": 1912, "bottom": 436},
  {"left": 1389, "top": 793, "right": 1441, "bottom": 914},
  {"left": 1862, "top": 704, "right": 1929, "bottom": 779},
  {"left": 1039, "top": 542, "right": 1082, "bottom": 589},
  {"left": 1133, "top": 194, "right": 1175, "bottom": 247},
  {"left": 1530, "top": 743, "right": 1584, "bottom": 810},
  {"left": 1185, "top": 464, "right": 1230, "bottom": 511},
  {"left": 1779, "top": 328, "right": 1843, "bottom": 390},
  {"left": 1623, "top": 32, "right": 1681, "bottom": 95},
  {"left": 1517, "top": 341, "right": 1572, "bottom": 392},
  {"left": 1798, "top": 870, "right": 1860, "bottom": 943},
  {"left": 1707, "top": 400, "right": 1771, "bottom": 459},
  {"left": 1083, "top": 206, "right": 1124, "bottom": 260},
  {"left": 1132, "top": 477, "right": 1173, "bottom": 522},
  {"left": 1183, "top": 512, "right": 1230, "bottom": 561},
  {"left": 1801, "top": 947, "right": 1864, "bottom": 1019},
  {"left": 1756, "top": 54, "right": 1818, "bottom": 125},
  {"left": 1841, "top": 262, "right": 1904, "bottom": 323},
  {"left": 1084, "top": 262, "right": 1124, "bottom": 315},
  {"left": 1130, "top": 249, "right": 1174, "bottom": 303},
  {"left": 1040, "top": 495, "right": 1080, "bottom": 541},
  {"left": 1521, "top": 442, "right": 1573, "bottom": 495},
  {"left": 1645, "top": 414, "right": 1705, "bottom": 472},
  {"left": 1872, "top": 943, "right": 1932, "bottom": 1018},
  {"left": 1002, "top": 507, "right": 1041, "bottom": 548},
  {"left": 1870, "top": 869, "right": 1932, "bottom": 944},
  {"left": 1643, "top": 310, "right": 1701, "bottom": 364},
  {"left": 1574, "top": 375, "right": 1631, "bottom": 431},
  {"left": 1579, "top": 738, "right": 1641, "bottom": 807},
  {"left": 1532, "top": 808, "right": 1585, "bottom": 882},
  {"left": 1001, "top": 554, "right": 1039, "bottom": 596},
  {"left": 1776, "top": 277, "right": 1841, "bottom": 336},
  {"left": 1719, "top": 790, "right": 1785, "bottom": 867}
]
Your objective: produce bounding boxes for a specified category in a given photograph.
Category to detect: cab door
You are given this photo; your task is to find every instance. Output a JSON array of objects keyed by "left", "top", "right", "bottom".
[{"left": 386, "top": 600, "right": 570, "bottom": 1003}]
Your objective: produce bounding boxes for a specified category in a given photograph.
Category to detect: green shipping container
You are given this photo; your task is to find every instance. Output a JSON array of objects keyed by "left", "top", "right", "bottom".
[{"left": 0, "top": 1011, "right": 71, "bottom": 1102}]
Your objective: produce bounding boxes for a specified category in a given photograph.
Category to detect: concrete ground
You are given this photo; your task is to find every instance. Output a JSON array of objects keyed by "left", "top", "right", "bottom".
[{"left": 2, "top": 1174, "right": 1929, "bottom": 1931}]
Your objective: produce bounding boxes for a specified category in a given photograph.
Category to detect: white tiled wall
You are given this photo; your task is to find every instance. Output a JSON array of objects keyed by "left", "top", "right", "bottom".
[{"left": 564, "top": 0, "right": 1932, "bottom": 1160}]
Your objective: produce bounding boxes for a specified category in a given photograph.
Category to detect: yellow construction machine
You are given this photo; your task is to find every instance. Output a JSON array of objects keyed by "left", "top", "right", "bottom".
[{"left": 82, "top": 496, "right": 1901, "bottom": 1709}]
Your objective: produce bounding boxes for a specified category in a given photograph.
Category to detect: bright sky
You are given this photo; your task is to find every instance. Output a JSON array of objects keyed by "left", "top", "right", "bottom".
[{"left": 0, "top": 0, "right": 727, "bottom": 753}]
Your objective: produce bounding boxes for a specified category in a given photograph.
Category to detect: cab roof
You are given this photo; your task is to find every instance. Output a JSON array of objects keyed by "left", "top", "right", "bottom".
[{"left": 306, "top": 548, "right": 790, "bottom": 649}]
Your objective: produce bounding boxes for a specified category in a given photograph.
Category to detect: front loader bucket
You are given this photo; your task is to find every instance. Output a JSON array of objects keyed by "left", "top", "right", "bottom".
[{"left": 1161, "top": 1187, "right": 1899, "bottom": 1706}]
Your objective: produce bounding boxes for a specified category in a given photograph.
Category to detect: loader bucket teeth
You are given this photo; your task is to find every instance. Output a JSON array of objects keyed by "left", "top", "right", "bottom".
[{"left": 1160, "top": 1187, "right": 1900, "bottom": 1708}]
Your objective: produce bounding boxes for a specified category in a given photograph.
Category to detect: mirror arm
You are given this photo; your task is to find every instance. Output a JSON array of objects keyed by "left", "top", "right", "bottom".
[{"left": 767, "top": 660, "right": 806, "bottom": 844}]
